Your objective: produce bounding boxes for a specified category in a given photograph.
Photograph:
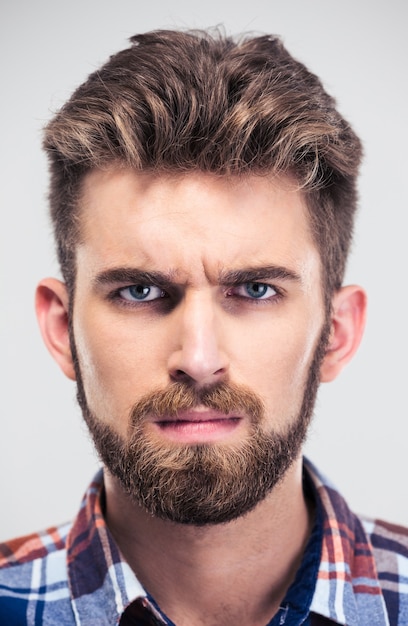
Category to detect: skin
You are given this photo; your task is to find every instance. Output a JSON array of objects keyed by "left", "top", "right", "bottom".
[{"left": 36, "top": 169, "right": 366, "bottom": 625}]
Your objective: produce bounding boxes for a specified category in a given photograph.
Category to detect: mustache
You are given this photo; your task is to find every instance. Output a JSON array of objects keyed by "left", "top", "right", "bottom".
[{"left": 130, "top": 381, "right": 265, "bottom": 425}]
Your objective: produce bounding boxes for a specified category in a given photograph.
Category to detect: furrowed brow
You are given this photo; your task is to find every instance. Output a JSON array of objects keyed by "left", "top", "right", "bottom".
[
  {"left": 219, "top": 265, "right": 301, "bottom": 286},
  {"left": 93, "top": 267, "right": 175, "bottom": 289}
]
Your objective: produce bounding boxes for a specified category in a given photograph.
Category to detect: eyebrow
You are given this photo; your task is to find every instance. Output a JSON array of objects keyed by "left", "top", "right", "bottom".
[
  {"left": 218, "top": 265, "right": 301, "bottom": 286},
  {"left": 93, "top": 268, "right": 176, "bottom": 289},
  {"left": 93, "top": 265, "right": 302, "bottom": 290}
]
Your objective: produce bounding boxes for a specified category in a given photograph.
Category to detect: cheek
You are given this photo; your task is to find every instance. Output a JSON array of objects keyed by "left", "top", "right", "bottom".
[
  {"left": 72, "top": 312, "right": 164, "bottom": 432},
  {"left": 237, "top": 321, "right": 321, "bottom": 423}
]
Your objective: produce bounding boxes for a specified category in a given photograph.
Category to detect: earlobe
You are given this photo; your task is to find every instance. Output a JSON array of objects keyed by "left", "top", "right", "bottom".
[
  {"left": 35, "top": 278, "right": 76, "bottom": 381},
  {"left": 320, "top": 285, "right": 367, "bottom": 383}
]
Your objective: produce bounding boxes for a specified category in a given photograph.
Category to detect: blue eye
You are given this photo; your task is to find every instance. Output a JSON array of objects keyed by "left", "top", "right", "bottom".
[
  {"left": 119, "top": 285, "right": 164, "bottom": 302},
  {"left": 240, "top": 282, "right": 277, "bottom": 299}
]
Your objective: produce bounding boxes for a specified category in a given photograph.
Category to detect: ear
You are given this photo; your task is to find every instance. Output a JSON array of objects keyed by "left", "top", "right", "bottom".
[
  {"left": 35, "top": 278, "right": 76, "bottom": 381},
  {"left": 320, "top": 285, "right": 367, "bottom": 383}
]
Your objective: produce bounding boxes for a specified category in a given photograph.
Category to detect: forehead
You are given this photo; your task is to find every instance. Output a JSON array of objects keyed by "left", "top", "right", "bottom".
[{"left": 77, "top": 168, "right": 320, "bottom": 285}]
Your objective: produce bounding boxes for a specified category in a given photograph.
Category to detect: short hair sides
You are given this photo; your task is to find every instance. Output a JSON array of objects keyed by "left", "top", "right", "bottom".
[{"left": 43, "top": 29, "right": 363, "bottom": 307}]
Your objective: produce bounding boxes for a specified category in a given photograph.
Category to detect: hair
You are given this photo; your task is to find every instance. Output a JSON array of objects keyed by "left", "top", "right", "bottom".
[{"left": 44, "top": 29, "right": 362, "bottom": 305}]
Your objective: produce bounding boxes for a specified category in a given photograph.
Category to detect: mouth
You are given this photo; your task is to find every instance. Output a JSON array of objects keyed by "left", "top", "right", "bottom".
[{"left": 153, "top": 410, "right": 243, "bottom": 444}]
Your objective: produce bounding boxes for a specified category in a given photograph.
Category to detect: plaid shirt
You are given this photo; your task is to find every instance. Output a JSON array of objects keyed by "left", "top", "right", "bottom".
[{"left": 1, "top": 459, "right": 407, "bottom": 625}]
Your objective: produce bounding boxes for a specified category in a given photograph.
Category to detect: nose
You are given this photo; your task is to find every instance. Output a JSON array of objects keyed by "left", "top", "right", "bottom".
[{"left": 167, "top": 291, "right": 229, "bottom": 386}]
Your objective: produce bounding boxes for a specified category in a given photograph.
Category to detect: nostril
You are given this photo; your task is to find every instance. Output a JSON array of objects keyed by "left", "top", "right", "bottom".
[
  {"left": 171, "top": 369, "right": 192, "bottom": 383},
  {"left": 170, "top": 366, "right": 228, "bottom": 386}
]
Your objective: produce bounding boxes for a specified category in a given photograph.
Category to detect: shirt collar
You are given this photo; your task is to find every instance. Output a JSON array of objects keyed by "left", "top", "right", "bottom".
[
  {"left": 65, "top": 462, "right": 389, "bottom": 625},
  {"left": 66, "top": 470, "right": 166, "bottom": 624},
  {"left": 305, "top": 459, "right": 389, "bottom": 626}
]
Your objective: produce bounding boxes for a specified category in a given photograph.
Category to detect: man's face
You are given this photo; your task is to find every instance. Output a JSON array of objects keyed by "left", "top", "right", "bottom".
[{"left": 70, "top": 169, "right": 328, "bottom": 523}]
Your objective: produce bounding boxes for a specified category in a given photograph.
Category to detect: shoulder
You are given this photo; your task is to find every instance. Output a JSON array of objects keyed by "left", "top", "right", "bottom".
[
  {"left": 305, "top": 458, "right": 408, "bottom": 624},
  {"left": 354, "top": 514, "right": 408, "bottom": 625},
  {"left": 0, "top": 523, "right": 74, "bottom": 625},
  {"left": 362, "top": 517, "right": 408, "bottom": 605},
  {"left": 362, "top": 516, "right": 408, "bottom": 559},
  {"left": 0, "top": 523, "right": 70, "bottom": 570}
]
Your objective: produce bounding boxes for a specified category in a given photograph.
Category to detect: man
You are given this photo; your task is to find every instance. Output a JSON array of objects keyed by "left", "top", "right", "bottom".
[{"left": 0, "top": 29, "right": 407, "bottom": 626}]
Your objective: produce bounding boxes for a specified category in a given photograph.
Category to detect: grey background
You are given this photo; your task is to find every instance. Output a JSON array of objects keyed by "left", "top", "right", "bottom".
[{"left": 1, "top": 0, "right": 407, "bottom": 541}]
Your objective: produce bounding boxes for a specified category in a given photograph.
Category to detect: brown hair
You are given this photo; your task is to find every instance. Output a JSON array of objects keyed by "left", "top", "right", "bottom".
[{"left": 44, "top": 29, "right": 362, "bottom": 303}]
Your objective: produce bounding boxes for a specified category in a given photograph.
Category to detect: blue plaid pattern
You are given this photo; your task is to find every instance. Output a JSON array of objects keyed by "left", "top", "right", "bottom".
[{"left": 1, "top": 459, "right": 407, "bottom": 625}]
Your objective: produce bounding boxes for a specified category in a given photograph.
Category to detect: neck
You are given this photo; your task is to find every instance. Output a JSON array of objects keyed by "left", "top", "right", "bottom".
[{"left": 104, "top": 457, "right": 314, "bottom": 626}]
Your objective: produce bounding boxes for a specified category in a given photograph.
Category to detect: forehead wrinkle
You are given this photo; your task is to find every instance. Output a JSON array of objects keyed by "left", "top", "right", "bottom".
[{"left": 77, "top": 169, "right": 322, "bottom": 294}]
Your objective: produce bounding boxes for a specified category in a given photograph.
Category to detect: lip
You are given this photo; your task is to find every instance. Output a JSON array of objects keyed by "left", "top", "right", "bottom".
[{"left": 152, "top": 410, "right": 243, "bottom": 443}]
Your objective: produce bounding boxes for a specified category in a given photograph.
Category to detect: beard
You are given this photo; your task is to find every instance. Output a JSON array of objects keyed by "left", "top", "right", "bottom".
[{"left": 69, "top": 319, "right": 330, "bottom": 526}]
